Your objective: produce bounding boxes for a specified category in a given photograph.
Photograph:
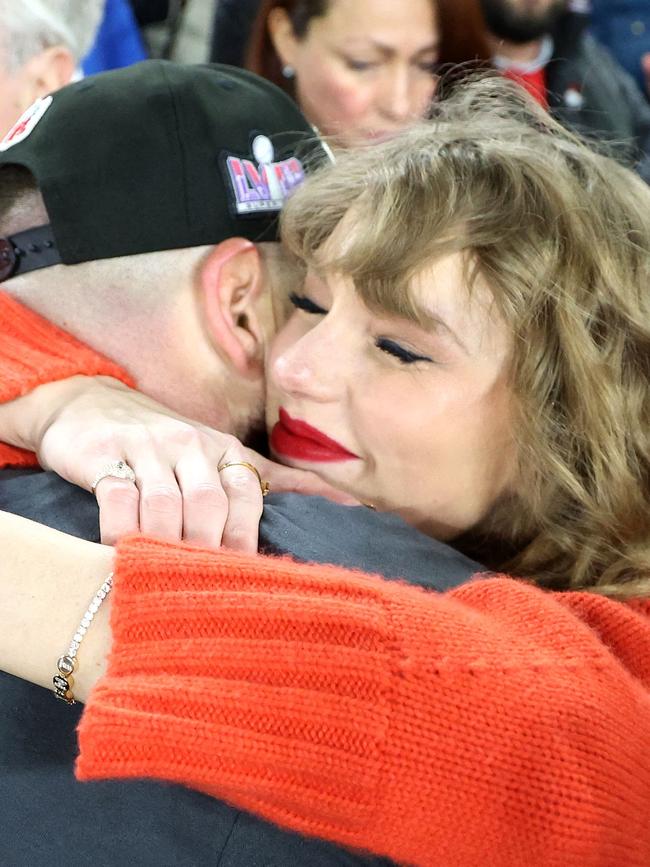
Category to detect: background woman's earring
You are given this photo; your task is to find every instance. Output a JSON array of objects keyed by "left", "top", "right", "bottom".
[{"left": 282, "top": 64, "right": 295, "bottom": 79}]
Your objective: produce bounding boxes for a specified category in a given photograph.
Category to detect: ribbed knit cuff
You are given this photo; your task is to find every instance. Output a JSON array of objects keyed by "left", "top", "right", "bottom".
[{"left": 77, "top": 535, "right": 422, "bottom": 853}]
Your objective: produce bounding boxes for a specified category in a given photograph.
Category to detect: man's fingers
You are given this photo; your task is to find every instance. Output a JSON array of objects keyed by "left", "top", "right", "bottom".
[
  {"left": 217, "top": 462, "right": 264, "bottom": 553},
  {"left": 175, "top": 453, "right": 228, "bottom": 548},
  {"left": 95, "top": 477, "right": 140, "bottom": 545}
]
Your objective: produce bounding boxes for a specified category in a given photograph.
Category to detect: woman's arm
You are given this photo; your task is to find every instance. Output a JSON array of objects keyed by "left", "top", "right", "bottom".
[
  {"left": 82, "top": 538, "right": 650, "bottom": 867},
  {"left": 0, "top": 292, "right": 355, "bottom": 549},
  {"left": 2, "top": 512, "right": 649, "bottom": 865},
  {"left": 0, "top": 510, "right": 114, "bottom": 697}
]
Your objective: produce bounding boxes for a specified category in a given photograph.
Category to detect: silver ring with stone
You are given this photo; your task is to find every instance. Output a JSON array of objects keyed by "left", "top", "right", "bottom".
[{"left": 91, "top": 460, "right": 136, "bottom": 494}]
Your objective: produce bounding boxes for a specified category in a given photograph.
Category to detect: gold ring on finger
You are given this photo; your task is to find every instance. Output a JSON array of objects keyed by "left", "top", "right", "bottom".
[{"left": 217, "top": 461, "right": 270, "bottom": 497}]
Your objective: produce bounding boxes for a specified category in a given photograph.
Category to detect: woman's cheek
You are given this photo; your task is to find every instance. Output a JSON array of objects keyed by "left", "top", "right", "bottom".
[
  {"left": 268, "top": 319, "right": 298, "bottom": 365},
  {"left": 305, "top": 68, "right": 372, "bottom": 131}
]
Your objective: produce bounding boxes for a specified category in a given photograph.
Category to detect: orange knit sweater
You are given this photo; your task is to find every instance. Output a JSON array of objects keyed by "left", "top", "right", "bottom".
[
  {"left": 77, "top": 536, "right": 650, "bottom": 867},
  {"left": 0, "top": 291, "right": 134, "bottom": 466},
  {"left": 2, "top": 292, "right": 650, "bottom": 865}
]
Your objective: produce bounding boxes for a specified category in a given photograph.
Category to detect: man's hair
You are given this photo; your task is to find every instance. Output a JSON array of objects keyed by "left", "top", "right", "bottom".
[
  {"left": 282, "top": 74, "right": 650, "bottom": 599},
  {"left": 0, "top": 0, "right": 105, "bottom": 70},
  {"left": 0, "top": 166, "right": 45, "bottom": 232}
]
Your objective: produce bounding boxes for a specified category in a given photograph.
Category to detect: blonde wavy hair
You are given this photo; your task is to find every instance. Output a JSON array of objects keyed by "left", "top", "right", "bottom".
[{"left": 281, "top": 75, "right": 650, "bottom": 599}]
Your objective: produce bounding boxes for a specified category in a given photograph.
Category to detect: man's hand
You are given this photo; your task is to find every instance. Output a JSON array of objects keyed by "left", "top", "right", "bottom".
[{"left": 7, "top": 376, "right": 356, "bottom": 551}]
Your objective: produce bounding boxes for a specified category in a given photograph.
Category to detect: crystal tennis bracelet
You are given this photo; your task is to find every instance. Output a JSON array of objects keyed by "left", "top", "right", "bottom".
[{"left": 53, "top": 573, "right": 113, "bottom": 704}]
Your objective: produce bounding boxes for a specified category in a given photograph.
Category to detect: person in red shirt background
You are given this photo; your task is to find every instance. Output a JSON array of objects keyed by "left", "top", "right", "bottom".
[{"left": 480, "top": 0, "right": 650, "bottom": 178}]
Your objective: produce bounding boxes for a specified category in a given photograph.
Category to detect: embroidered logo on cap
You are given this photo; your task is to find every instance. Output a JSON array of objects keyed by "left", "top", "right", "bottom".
[
  {"left": 0, "top": 95, "right": 52, "bottom": 151},
  {"left": 225, "top": 134, "right": 305, "bottom": 215}
]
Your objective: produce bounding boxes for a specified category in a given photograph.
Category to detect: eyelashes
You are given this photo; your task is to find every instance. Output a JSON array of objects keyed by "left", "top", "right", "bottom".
[
  {"left": 289, "top": 292, "right": 327, "bottom": 315},
  {"left": 342, "top": 57, "right": 439, "bottom": 75},
  {"left": 375, "top": 338, "right": 433, "bottom": 365},
  {"left": 289, "top": 293, "right": 434, "bottom": 365}
]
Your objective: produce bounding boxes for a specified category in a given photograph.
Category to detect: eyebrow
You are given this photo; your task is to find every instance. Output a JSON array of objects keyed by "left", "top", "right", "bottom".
[
  {"left": 306, "top": 263, "right": 327, "bottom": 283},
  {"left": 342, "top": 38, "right": 440, "bottom": 58},
  {"left": 306, "top": 265, "right": 467, "bottom": 352},
  {"left": 412, "top": 309, "right": 469, "bottom": 354}
]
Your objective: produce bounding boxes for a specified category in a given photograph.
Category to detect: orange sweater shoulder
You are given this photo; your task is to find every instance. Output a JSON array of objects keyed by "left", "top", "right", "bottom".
[{"left": 0, "top": 291, "right": 133, "bottom": 467}]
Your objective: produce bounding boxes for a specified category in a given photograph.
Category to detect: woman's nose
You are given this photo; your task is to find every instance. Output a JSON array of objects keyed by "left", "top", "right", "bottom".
[
  {"left": 271, "top": 326, "right": 347, "bottom": 402},
  {"left": 378, "top": 67, "right": 414, "bottom": 123}
]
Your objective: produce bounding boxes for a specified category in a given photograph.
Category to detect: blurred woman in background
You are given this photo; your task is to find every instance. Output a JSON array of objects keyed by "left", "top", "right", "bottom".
[{"left": 244, "top": 0, "right": 490, "bottom": 146}]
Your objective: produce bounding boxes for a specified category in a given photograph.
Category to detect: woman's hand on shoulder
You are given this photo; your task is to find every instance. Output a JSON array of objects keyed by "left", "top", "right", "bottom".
[{"left": 27, "top": 376, "right": 355, "bottom": 551}]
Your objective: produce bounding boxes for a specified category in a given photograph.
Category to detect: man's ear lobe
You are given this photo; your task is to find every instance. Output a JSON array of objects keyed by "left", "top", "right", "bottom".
[
  {"left": 200, "top": 238, "right": 267, "bottom": 378},
  {"left": 22, "top": 46, "right": 75, "bottom": 103}
]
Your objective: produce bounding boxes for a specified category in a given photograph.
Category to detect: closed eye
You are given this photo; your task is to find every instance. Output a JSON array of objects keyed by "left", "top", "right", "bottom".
[
  {"left": 289, "top": 293, "right": 328, "bottom": 315},
  {"left": 342, "top": 55, "right": 376, "bottom": 72},
  {"left": 376, "top": 337, "right": 433, "bottom": 365}
]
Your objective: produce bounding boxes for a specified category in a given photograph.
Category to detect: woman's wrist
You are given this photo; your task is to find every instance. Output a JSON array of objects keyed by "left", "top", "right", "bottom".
[
  {"left": 0, "top": 511, "right": 114, "bottom": 701},
  {"left": 0, "top": 375, "right": 124, "bottom": 453}
]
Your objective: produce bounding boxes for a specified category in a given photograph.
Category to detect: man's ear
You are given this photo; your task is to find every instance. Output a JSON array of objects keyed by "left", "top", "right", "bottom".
[
  {"left": 20, "top": 46, "right": 75, "bottom": 106},
  {"left": 200, "top": 238, "right": 267, "bottom": 378},
  {"left": 267, "top": 7, "right": 299, "bottom": 70}
]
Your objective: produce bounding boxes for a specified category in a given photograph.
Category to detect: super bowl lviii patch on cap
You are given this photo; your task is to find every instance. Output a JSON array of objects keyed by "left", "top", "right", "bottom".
[
  {"left": 0, "top": 61, "right": 331, "bottom": 275},
  {"left": 0, "top": 95, "right": 52, "bottom": 151},
  {"left": 224, "top": 133, "right": 306, "bottom": 216}
]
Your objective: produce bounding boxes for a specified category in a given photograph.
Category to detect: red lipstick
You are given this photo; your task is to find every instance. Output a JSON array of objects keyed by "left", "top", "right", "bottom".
[{"left": 270, "top": 408, "right": 359, "bottom": 463}]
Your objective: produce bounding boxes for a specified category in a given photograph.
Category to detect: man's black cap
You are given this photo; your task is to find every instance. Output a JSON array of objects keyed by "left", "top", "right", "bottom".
[{"left": 0, "top": 60, "right": 328, "bottom": 276}]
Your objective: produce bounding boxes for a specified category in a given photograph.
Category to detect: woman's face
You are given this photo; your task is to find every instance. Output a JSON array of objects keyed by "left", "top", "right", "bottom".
[
  {"left": 272, "top": 0, "right": 439, "bottom": 146},
  {"left": 266, "top": 242, "right": 517, "bottom": 541}
]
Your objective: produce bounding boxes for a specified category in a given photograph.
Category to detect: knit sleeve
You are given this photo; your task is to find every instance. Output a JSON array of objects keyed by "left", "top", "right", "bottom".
[
  {"left": 0, "top": 291, "right": 134, "bottom": 467},
  {"left": 76, "top": 536, "right": 650, "bottom": 867}
]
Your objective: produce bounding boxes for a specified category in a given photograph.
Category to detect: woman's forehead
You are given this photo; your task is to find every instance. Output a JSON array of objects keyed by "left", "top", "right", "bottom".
[
  {"left": 300, "top": 202, "right": 509, "bottom": 354},
  {"left": 409, "top": 254, "right": 511, "bottom": 357},
  {"left": 319, "top": 0, "right": 439, "bottom": 47},
  {"left": 307, "top": 241, "right": 511, "bottom": 360}
]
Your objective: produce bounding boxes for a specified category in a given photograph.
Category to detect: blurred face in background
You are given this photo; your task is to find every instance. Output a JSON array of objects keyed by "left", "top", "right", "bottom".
[
  {"left": 0, "top": 58, "right": 30, "bottom": 135},
  {"left": 0, "top": 42, "right": 75, "bottom": 136},
  {"left": 268, "top": 0, "right": 439, "bottom": 146},
  {"left": 480, "top": 0, "right": 566, "bottom": 43}
]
